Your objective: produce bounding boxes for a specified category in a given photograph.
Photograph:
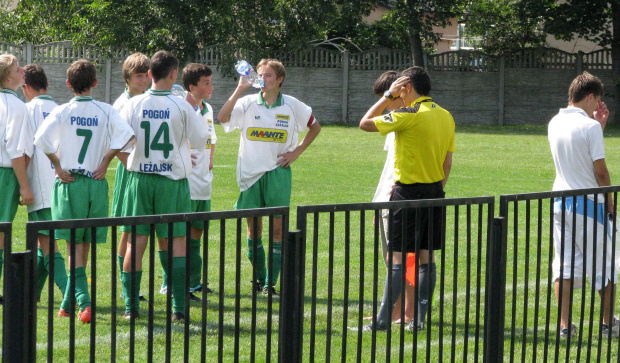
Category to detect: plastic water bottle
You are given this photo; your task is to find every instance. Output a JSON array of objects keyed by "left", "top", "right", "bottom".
[
  {"left": 235, "top": 60, "right": 264, "bottom": 88},
  {"left": 171, "top": 84, "right": 187, "bottom": 99}
]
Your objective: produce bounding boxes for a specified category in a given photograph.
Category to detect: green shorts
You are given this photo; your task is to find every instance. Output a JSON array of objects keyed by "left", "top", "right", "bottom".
[
  {"left": 191, "top": 199, "right": 211, "bottom": 230},
  {"left": 110, "top": 161, "right": 129, "bottom": 217},
  {"left": 0, "top": 167, "right": 19, "bottom": 222},
  {"left": 51, "top": 175, "right": 109, "bottom": 243},
  {"left": 121, "top": 172, "right": 191, "bottom": 238},
  {"left": 235, "top": 167, "right": 291, "bottom": 211},
  {"left": 28, "top": 208, "right": 53, "bottom": 236}
]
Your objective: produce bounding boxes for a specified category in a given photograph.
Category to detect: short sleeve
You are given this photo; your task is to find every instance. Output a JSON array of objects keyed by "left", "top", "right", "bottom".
[
  {"left": 107, "top": 106, "right": 135, "bottom": 150},
  {"left": 34, "top": 107, "right": 61, "bottom": 155},
  {"left": 292, "top": 99, "right": 312, "bottom": 132},
  {"left": 6, "top": 100, "right": 30, "bottom": 159},
  {"left": 373, "top": 112, "right": 404, "bottom": 136},
  {"left": 224, "top": 96, "right": 251, "bottom": 133},
  {"left": 588, "top": 123, "right": 605, "bottom": 162}
]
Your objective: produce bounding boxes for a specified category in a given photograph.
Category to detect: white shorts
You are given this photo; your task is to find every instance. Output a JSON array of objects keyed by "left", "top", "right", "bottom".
[{"left": 552, "top": 196, "right": 619, "bottom": 291}]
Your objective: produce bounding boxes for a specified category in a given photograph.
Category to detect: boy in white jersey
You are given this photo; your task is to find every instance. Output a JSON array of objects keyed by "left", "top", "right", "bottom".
[
  {"left": 0, "top": 54, "right": 34, "bottom": 305},
  {"left": 22, "top": 64, "right": 68, "bottom": 301},
  {"left": 119, "top": 51, "right": 208, "bottom": 321},
  {"left": 218, "top": 58, "right": 321, "bottom": 295},
  {"left": 34, "top": 59, "right": 135, "bottom": 324},
  {"left": 111, "top": 53, "right": 150, "bottom": 303},
  {"left": 180, "top": 63, "right": 217, "bottom": 301}
]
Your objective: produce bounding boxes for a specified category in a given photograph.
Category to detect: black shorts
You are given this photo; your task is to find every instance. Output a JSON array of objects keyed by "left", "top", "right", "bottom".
[{"left": 388, "top": 181, "right": 445, "bottom": 253}]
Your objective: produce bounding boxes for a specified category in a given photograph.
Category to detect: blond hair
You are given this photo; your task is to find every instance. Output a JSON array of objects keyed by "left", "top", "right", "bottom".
[
  {"left": 122, "top": 53, "right": 150, "bottom": 84},
  {"left": 0, "top": 54, "right": 18, "bottom": 88}
]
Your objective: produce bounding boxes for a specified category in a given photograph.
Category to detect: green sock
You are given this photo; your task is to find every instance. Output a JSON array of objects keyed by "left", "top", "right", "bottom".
[
  {"left": 51, "top": 252, "right": 68, "bottom": 297},
  {"left": 36, "top": 248, "right": 49, "bottom": 299},
  {"left": 0, "top": 249, "right": 4, "bottom": 282},
  {"left": 122, "top": 270, "right": 142, "bottom": 313},
  {"left": 158, "top": 250, "right": 169, "bottom": 289},
  {"left": 246, "top": 238, "right": 266, "bottom": 285},
  {"left": 117, "top": 254, "right": 124, "bottom": 282},
  {"left": 74, "top": 267, "right": 90, "bottom": 311},
  {"left": 172, "top": 257, "right": 186, "bottom": 315},
  {"left": 266, "top": 242, "right": 282, "bottom": 288},
  {"left": 189, "top": 238, "right": 202, "bottom": 289}
]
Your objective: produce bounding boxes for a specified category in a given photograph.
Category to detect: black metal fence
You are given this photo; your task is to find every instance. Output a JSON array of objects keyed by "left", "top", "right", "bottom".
[
  {"left": 500, "top": 186, "right": 620, "bottom": 363},
  {"left": 3, "top": 187, "right": 620, "bottom": 362}
]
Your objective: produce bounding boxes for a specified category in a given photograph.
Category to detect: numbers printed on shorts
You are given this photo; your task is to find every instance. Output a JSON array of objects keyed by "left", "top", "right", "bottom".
[
  {"left": 140, "top": 121, "right": 174, "bottom": 158},
  {"left": 76, "top": 128, "right": 92, "bottom": 164}
]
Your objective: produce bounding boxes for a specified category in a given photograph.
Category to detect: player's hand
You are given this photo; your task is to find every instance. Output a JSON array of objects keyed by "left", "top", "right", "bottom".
[
  {"left": 191, "top": 153, "right": 198, "bottom": 167},
  {"left": 209, "top": 159, "right": 214, "bottom": 170},
  {"left": 186, "top": 92, "right": 197, "bottom": 109},
  {"left": 236, "top": 75, "right": 253, "bottom": 92},
  {"left": 56, "top": 169, "right": 75, "bottom": 183},
  {"left": 594, "top": 100, "right": 609, "bottom": 129},
  {"left": 388, "top": 76, "right": 410, "bottom": 99},
  {"left": 93, "top": 163, "right": 108, "bottom": 180},
  {"left": 19, "top": 187, "right": 34, "bottom": 206},
  {"left": 276, "top": 150, "right": 300, "bottom": 168}
]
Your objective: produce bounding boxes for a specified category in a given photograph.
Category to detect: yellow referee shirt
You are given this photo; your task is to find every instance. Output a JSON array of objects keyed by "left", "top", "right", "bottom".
[{"left": 373, "top": 96, "right": 455, "bottom": 184}]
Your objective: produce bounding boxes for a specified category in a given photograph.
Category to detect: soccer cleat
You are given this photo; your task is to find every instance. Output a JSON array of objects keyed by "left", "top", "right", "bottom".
[
  {"left": 172, "top": 312, "right": 185, "bottom": 322},
  {"left": 559, "top": 324, "right": 577, "bottom": 338},
  {"left": 203, "top": 286, "right": 216, "bottom": 294},
  {"left": 406, "top": 320, "right": 424, "bottom": 332},
  {"left": 601, "top": 317, "right": 620, "bottom": 339},
  {"left": 262, "top": 286, "right": 280, "bottom": 297},
  {"left": 123, "top": 311, "right": 139, "bottom": 320},
  {"left": 248, "top": 281, "right": 263, "bottom": 295},
  {"left": 159, "top": 285, "right": 168, "bottom": 295},
  {"left": 78, "top": 307, "right": 91, "bottom": 324},
  {"left": 138, "top": 294, "right": 148, "bottom": 302},
  {"left": 189, "top": 292, "right": 202, "bottom": 302},
  {"left": 360, "top": 322, "right": 386, "bottom": 332},
  {"left": 190, "top": 284, "right": 202, "bottom": 293},
  {"left": 58, "top": 309, "right": 70, "bottom": 318}
]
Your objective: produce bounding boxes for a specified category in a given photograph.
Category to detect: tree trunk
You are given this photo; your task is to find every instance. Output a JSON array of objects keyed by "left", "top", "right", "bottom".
[
  {"left": 407, "top": 25, "right": 425, "bottom": 67},
  {"left": 611, "top": 2, "right": 620, "bottom": 125}
]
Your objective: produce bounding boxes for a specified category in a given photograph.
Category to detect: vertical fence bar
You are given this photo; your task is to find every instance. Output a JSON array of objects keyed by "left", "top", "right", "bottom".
[
  {"left": 484, "top": 217, "right": 507, "bottom": 363},
  {"left": 279, "top": 230, "right": 303, "bottom": 363}
]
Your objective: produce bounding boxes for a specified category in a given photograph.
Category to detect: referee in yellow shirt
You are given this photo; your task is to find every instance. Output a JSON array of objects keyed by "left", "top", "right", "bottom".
[{"left": 359, "top": 66, "right": 455, "bottom": 332}]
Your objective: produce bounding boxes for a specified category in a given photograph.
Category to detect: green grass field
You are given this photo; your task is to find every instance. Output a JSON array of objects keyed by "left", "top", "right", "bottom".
[{"left": 4, "top": 124, "right": 620, "bottom": 362}]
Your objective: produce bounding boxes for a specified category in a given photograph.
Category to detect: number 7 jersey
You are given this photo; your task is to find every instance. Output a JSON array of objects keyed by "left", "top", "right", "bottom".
[
  {"left": 119, "top": 89, "right": 208, "bottom": 180},
  {"left": 34, "top": 96, "right": 134, "bottom": 178}
]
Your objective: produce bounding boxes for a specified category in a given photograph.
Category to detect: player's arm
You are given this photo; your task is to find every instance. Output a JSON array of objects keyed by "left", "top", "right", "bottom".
[
  {"left": 593, "top": 158, "right": 614, "bottom": 216},
  {"left": 93, "top": 145, "right": 130, "bottom": 180},
  {"left": 217, "top": 77, "right": 251, "bottom": 124},
  {"left": 277, "top": 118, "right": 321, "bottom": 168},
  {"left": 116, "top": 152, "right": 130, "bottom": 168},
  {"left": 442, "top": 152, "right": 453, "bottom": 189},
  {"left": 359, "top": 76, "right": 409, "bottom": 132},
  {"left": 10, "top": 155, "right": 34, "bottom": 205},
  {"left": 209, "top": 144, "right": 215, "bottom": 170},
  {"left": 45, "top": 152, "right": 74, "bottom": 183}
]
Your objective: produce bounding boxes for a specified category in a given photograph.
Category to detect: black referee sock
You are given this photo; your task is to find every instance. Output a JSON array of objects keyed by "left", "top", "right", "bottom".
[
  {"left": 376, "top": 264, "right": 403, "bottom": 329},
  {"left": 417, "top": 263, "right": 436, "bottom": 325}
]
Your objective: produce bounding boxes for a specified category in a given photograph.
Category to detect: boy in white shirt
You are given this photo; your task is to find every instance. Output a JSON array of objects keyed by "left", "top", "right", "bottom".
[
  {"left": 0, "top": 54, "right": 34, "bottom": 305},
  {"left": 22, "top": 64, "right": 68, "bottom": 301},
  {"left": 34, "top": 59, "right": 135, "bottom": 324}
]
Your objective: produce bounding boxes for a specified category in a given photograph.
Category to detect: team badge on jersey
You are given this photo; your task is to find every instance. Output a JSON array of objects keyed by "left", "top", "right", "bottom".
[
  {"left": 247, "top": 127, "right": 287, "bottom": 143},
  {"left": 382, "top": 114, "right": 394, "bottom": 123}
]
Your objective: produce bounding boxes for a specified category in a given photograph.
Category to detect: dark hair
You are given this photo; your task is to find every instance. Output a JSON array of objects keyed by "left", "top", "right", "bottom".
[
  {"left": 182, "top": 63, "right": 212, "bottom": 90},
  {"left": 401, "top": 66, "right": 431, "bottom": 96},
  {"left": 373, "top": 71, "right": 400, "bottom": 96},
  {"left": 150, "top": 51, "right": 179, "bottom": 83},
  {"left": 24, "top": 64, "right": 48, "bottom": 91},
  {"left": 67, "top": 59, "right": 96, "bottom": 94},
  {"left": 257, "top": 58, "right": 286, "bottom": 87},
  {"left": 122, "top": 53, "right": 150, "bottom": 83},
  {"left": 568, "top": 71, "right": 604, "bottom": 104}
]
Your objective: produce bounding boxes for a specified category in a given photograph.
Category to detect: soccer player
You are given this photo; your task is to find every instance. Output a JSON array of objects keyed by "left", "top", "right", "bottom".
[
  {"left": 548, "top": 71, "right": 619, "bottom": 338},
  {"left": 119, "top": 51, "right": 207, "bottom": 321},
  {"left": 359, "top": 67, "right": 455, "bottom": 332},
  {"left": 181, "top": 63, "right": 217, "bottom": 301},
  {"left": 0, "top": 54, "right": 34, "bottom": 305},
  {"left": 34, "top": 59, "right": 135, "bottom": 324},
  {"left": 218, "top": 58, "right": 321, "bottom": 295},
  {"left": 111, "top": 53, "right": 151, "bottom": 303},
  {"left": 21, "top": 64, "right": 68, "bottom": 301}
]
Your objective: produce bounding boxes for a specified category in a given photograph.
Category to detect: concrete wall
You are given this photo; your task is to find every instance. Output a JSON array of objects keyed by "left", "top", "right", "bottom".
[{"left": 17, "top": 61, "right": 613, "bottom": 127}]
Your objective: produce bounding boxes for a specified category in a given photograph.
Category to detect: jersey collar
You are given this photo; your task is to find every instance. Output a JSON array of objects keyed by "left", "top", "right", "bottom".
[
  {"left": 258, "top": 92, "right": 283, "bottom": 109},
  {"left": 72, "top": 96, "right": 93, "bottom": 102},
  {"left": 0, "top": 88, "right": 19, "bottom": 98},
  {"left": 200, "top": 100, "right": 210, "bottom": 116},
  {"left": 562, "top": 106, "right": 589, "bottom": 118},
  {"left": 124, "top": 87, "right": 133, "bottom": 99},
  {"left": 34, "top": 95, "right": 54, "bottom": 101},
  {"left": 409, "top": 96, "right": 433, "bottom": 106},
  {"left": 148, "top": 89, "right": 172, "bottom": 96}
]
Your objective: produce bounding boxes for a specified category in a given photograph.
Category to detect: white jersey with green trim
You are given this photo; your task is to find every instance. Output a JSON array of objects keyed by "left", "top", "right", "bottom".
[
  {"left": 188, "top": 101, "right": 217, "bottom": 200},
  {"left": 24, "top": 95, "right": 58, "bottom": 212},
  {"left": 0, "top": 88, "right": 30, "bottom": 168},
  {"left": 112, "top": 88, "right": 132, "bottom": 111},
  {"left": 34, "top": 96, "right": 134, "bottom": 177},
  {"left": 120, "top": 89, "right": 208, "bottom": 180},
  {"left": 223, "top": 92, "right": 312, "bottom": 191}
]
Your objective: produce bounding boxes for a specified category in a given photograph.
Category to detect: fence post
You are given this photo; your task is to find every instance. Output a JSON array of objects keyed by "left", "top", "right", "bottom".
[
  {"left": 483, "top": 217, "right": 506, "bottom": 363},
  {"left": 341, "top": 51, "right": 350, "bottom": 124},
  {"left": 498, "top": 55, "right": 505, "bottom": 126},
  {"left": 2, "top": 250, "right": 37, "bottom": 363},
  {"left": 576, "top": 51, "right": 584, "bottom": 75},
  {"left": 105, "top": 57, "right": 112, "bottom": 104},
  {"left": 279, "top": 230, "right": 305, "bottom": 363},
  {"left": 26, "top": 43, "right": 33, "bottom": 65}
]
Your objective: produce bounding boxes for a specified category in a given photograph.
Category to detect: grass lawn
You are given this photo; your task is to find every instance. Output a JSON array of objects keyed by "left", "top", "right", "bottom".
[{"left": 4, "top": 123, "right": 620, "bottom": 361}]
